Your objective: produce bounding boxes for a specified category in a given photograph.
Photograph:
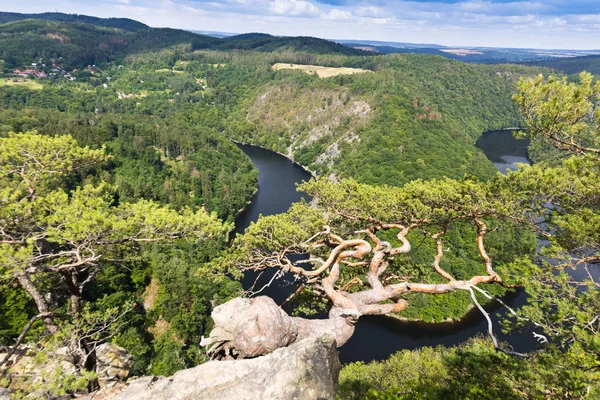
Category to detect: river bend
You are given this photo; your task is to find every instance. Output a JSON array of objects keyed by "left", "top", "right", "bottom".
[{"left": 234, "top": 132, "right": 535, "bottom": 363}]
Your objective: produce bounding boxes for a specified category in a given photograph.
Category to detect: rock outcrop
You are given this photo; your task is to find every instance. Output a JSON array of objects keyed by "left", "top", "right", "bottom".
[
  {"left": 200, "top": 296, "right": 299, "bottom": 359},
  {"left": 200, "top": 296, "right": 355, "bottom": 360},
  {"left": 95, "top": 343, "right": 134, "bottom": 388},
  {"left": 89, "top": 333, "right": 341, "bottom": 400},
  {"left": 0, "top": 388, "right": 13, "bottom": 400},
  {"left": 0, "top": 344, "right": 133, "bottom": 396},
  {"left": 0, "top": 346, "right": 77, "bottom": 392}
]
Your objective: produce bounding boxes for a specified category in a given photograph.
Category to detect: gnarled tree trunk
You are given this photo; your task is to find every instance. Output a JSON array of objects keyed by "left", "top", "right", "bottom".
[{"left": 205, "top": 222, "right": 507, "bottom": 360}]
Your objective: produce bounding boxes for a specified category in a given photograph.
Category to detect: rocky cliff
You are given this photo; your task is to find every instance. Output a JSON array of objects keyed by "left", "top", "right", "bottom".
[{"left": 86, "top": 333, "right": 341, "bottom": 400}]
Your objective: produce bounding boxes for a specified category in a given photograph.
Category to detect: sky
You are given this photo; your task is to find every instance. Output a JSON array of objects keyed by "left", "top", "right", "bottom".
[{"left": 2, "top": 0, "right": 600, "bottom": 49}]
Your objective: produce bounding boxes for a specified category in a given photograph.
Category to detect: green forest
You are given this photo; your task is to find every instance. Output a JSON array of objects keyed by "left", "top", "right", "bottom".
[{"left": 0, "top": 13, "right": 599, "bottom": 400}]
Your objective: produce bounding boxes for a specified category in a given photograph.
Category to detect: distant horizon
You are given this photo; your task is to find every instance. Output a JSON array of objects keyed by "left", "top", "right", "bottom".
[
  {"left": 189, "top": 30, "right": 600, "bottom": 52},
  {"left": 2, "top": 0, "right": 600, "bottom": 50}
]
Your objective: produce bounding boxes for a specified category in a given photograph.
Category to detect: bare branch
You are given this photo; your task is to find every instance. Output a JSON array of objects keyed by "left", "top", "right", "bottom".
[{"left": 0, "top": 312, "right": 57, "bottom": 367}]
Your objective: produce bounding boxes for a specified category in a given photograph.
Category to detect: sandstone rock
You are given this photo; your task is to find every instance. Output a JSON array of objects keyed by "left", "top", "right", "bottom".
[
  {"left": 95, "top": 343, "right": 133, "bottom": 388},
  {"left": 107, "top": 333, "right": 341, "bottom": 400},
  {"left": 24, "top": 389, "right": 70, "bottom": 399},
  {"left": 201, "top": 296, "right": 355, "bottom": 361},
  {"left": 81, "top": 382, "right": 126, "bottom": 400},
  {"left": 0, "top": 388, "right": 13, "bottom": 400},
  {"left": 200, "top": 296, "right": 299, "bottom": 359},
  {"left": 1, "top": 347, "right": 77, "bottom": 392}
]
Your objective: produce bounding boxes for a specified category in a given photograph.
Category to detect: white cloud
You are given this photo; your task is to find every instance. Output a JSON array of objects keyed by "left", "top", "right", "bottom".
[
  {"left": 268, "top": 0, "right": 320, "bottom": 17},
  {"left": 2, "top": 0, "right": 600, "bottom": 49},
  {"left": 572, "top": 14, "right": 600, "bottom": 23},
  {"left": 321, "top": 9, "right": 353, "bottom": 21},
  {"left": 354, "top": 6, "right": 385, "bottom": 18},
  {"left": 181, "top": 5, "right": 203, "bottom": 14}
]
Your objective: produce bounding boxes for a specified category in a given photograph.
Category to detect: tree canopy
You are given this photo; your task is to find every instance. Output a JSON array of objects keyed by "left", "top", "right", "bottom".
[{"left": 0, "top": 132, "right": 229, "bottom": 390}]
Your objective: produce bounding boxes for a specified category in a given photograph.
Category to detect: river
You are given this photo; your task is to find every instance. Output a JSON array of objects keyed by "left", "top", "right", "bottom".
[
  {"left": 234, "top": 132, "right": 537, "bottom": 364},
  {"left": 233, "top": 144, "right": 311, "bottom": 237},
  {"left": 476, "top": 129, "right": 530, "bottom": 174}
]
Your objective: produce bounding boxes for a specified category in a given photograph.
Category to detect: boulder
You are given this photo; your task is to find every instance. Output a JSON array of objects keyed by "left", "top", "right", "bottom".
[
  {"left": 102, "top": 333, "right": 341, "bottom": 400},
  {"left": 200, "top": 296, "right": 355, "bottom": 361},
  {"left": 200, "top": 296, "right": 299, "bottom": 359},
  {"left": 95, "top": 343, "right": 133, "bottom": 388}
]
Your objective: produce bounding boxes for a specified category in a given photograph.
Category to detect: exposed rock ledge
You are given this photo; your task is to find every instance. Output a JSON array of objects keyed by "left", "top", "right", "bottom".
[{"left": 86, "top": 333, "right": 341, "bottom": 400}]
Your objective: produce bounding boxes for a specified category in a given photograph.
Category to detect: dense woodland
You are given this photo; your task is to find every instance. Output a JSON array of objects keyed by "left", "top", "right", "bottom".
[
  {"left": 0, "top": 12, "right": 148, "bottom": 31},
  {"left": 526, "top": 54, "right": 600, "bottom": 76},
  {"left": 0, "top": 18, "right": 363, "bottom": 71},
  {"left": 0, "top": 14, "right": 598, "bottom": 399}
]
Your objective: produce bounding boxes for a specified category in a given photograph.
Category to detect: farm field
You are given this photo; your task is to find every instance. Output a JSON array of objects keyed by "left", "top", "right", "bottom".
[{"left": 272, "top": 63, "right": 371, "bottom": 78}]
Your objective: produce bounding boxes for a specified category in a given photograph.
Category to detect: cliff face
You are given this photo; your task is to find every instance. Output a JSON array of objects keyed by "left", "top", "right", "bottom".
[{"left": 87, "top": 333, "right": 341, "bottom": 400}]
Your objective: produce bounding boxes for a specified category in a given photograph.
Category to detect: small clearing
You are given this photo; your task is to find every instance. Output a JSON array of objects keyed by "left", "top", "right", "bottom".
[
  {"left": 154, "top": 68, "right": 184, "bottom": 73},
  {"left": 272, "top": 63, "right": 371, "bottom": 78},
  {"left": 0, "top": 78, "right": 43, "bottom": 90},
  {"left": 117, "top": 90, "right": 148, "bottom": 99},
  {"left": 143, "top": 277, "right": 160, "bottom": 311}
]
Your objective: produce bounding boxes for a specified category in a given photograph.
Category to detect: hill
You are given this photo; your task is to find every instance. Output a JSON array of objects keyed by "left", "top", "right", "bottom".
[
  {"left": 216, "top": 35, "right": 366, "bottom": 55},
  {"left": 524, "top": 54, "right": 600, "bottom": 75},
  {"left": 338, "top": 39, "right": 600, "bottom": 64},
  {"left": 222, "top": 53, "right": 543, "bottom": 185},
  {"left": 0, "top": 18, "right": 366, "bottom": 70},
  {"left": 0, "top": 19, "right": 216, "bottom": 69},
  {"left": 0, "top": 11, "right": 148, "bottom": 31}
]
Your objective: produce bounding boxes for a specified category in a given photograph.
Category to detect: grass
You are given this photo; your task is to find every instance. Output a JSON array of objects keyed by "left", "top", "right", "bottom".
[
  {"left": 272, "top": 63, "right": 371, "bottom": 78},
  {"left": 0, "top": 78, "right": 43, "bottom": 89}
]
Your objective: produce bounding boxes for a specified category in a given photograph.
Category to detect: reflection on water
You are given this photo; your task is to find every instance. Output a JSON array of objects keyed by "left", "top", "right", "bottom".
[
  {"left": 476, "top": 130, "right": 531, "bottom": 173},
  {"left": 493, "top": 155, "right": 531, "bottom": 173}
]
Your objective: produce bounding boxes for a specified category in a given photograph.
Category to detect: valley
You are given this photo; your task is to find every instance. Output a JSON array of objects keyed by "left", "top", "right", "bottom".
[{"left": 0, "top": 9, "right": 599, "bottom": 400}]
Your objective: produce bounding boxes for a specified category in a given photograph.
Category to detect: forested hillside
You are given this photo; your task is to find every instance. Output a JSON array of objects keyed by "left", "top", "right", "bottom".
[
  {"left": 0, "top": 19, "right": 218, "bottom": 69},
  {"left": 0, "top": 17, "right": 364, "bottom": 71},
  {"left": 224, "top": 53, "right": 541, "bottom": 185},
  {"left": 217, "top": 33, "right": 366, "bottom": 55},
  {"left": 0, "top": 11, "right": 148, "bottom": 31},
  {"left": 525, "top": 54, "right": 600, "bottom": 75},
  {"left": 0, "top": 32, "right": 263, "bottom": 378}
]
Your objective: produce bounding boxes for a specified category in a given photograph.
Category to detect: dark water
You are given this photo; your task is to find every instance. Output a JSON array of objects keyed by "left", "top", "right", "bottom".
[
  {"left": 233, "top": 144, "right": 312, "bottom": 236},
  {"left": 476, "top": 129, "right": 530, "bottom": 174},
  {"left": 233, "top": 138, "right": 541, "bottom": 364},
  {"left": 233, "top": 144, "right": 313, "bottom": 300}
]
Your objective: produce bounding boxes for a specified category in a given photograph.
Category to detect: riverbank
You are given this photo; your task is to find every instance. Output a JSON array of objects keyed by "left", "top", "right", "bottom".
[{"left": 233, "top": 187, "right": 259, "bottom": 220}]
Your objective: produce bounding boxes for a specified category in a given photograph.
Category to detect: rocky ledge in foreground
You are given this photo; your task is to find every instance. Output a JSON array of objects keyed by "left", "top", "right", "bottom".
[{"left": 86, "top": 333, "right": 341, "bottom": 400}]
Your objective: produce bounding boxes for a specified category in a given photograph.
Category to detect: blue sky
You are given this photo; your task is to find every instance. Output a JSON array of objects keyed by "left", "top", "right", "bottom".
[{"left": 3, "top": 0, "right": 600, "bottom": 49}]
